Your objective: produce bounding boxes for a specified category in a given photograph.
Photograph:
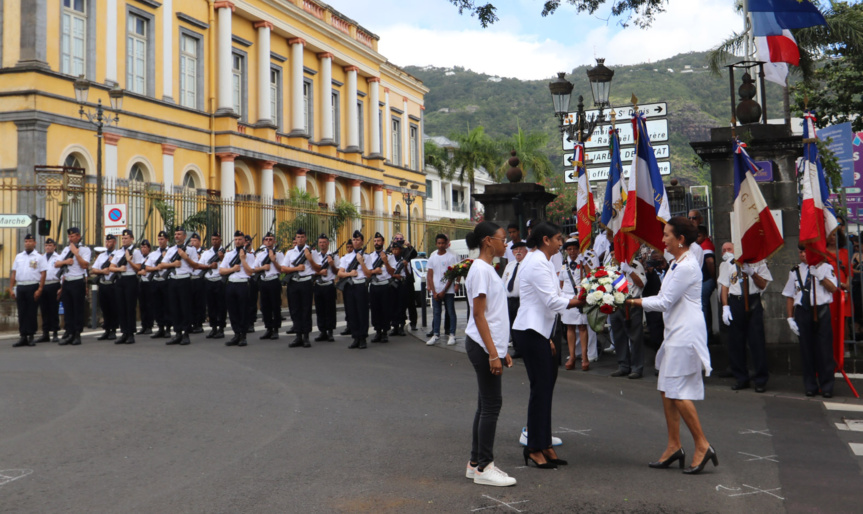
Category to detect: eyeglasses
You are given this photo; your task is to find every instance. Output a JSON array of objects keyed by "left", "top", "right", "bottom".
[
  {"left": 687, "top": 216, "right": 699, "bottom": 221},
  {"left": 487, "top": 236, "right": 507, "bottom": 243},
  {"left": 264, "top": 237, "right": 274, "bottom": 241}
]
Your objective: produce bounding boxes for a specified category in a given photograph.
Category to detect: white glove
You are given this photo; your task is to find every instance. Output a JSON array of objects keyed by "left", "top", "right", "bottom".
[
  {"left": 742, "top": 263, "right": 755, "bottom": 276},
  {"left": 787, "top": 317, "right": 800, "bottom": 336},
  {"left": 620, "top": 262, "right": 633, "bottom": 274},
  {"left": 722, "top": 305, "right": 733, "bottom": 326}
]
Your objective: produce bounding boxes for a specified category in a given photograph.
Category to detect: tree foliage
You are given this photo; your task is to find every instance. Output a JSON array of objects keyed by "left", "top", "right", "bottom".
[
  {"left": 449, "top": 126, "right": 500, "bottom": 218},
  {"left": 447, "top": 0, "right": 668, "bottom": 28}
]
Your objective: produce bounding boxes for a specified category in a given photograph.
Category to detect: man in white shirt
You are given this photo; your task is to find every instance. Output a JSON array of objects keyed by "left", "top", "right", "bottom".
[
  {"left": 10, "top": 233, "right": 46, "bottom": 347},
  {"left": 188, "top": 233, "right": 207, "bottom": 334},
  {"left": 609, "top": 256, "right": 647, "bottom": 379},
  {"left": 368, "top": 232, "right": 397, "bottom": 343},
  {"left": 142, "top": 231, "right": 171, "bottom": 340},
  {"left": 220, "top": 230, "right": 256, "bottom": 347},
  {"left": 310, "top": 233, "right": 340, "bottom": 342},
  {"left": 108, "top": 229, "right": 145, "bottom": 344},
  {"left": 283, "top": 228, "right": 317, "bottom": 347},
  {"left": 504, "top": 223, "right": 523, "bottom": 263},
  {"left": 158, "top": 226, "right": 199, "bottom": 346},
  {"left": 36, "top": 237, "right": 62, "bottom": 343},
  {"left": 197, "top": 232, "right": 226, "bottom": 339},
  {"left": 253, "top": 231, "right": 284, "bottom": 341},
  {"left": 426, "top": 233, "right": 459, "bottom": 346},
  {"left": 91, "top": 234, "right": 119, "bottom": 341},
  {"left": 502, "top": 241, "right": 527, "bottom": 332},
  {"left": 56, "top": 226, "right": 92, "bottom": 346},
  {"left": 338, "top": 230, "right": 373, "bottom": 349}
]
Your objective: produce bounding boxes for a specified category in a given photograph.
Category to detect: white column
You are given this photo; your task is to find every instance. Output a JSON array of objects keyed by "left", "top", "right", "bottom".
[
  {"left": 104, "top": 133, "right": 120, "bottom": 202},
  {"left": 218, "top": 153, "right": 237, "bottom": 232},
  {"left": 261, "top": 161, "right": 274, "bottom": 230},
  {"left": 106, "top": 0, "right": 117, "bottom": 83},
  {"left": 289, "top": 38, "right": 306, "bottom": 135},
  {"left": 386, "top": 190, "right": 393, "bottom": 237},
  {"left": 294, "top": 168, "right": 307, "bottom": 193},
  {"left": 373, "top": 185, "right": 384, "bottom": 235},
  {"left": 324, "top": 174, "right": 336, "bottom": 209},
  {"left": 345, "top": 66, "right": 359, "bottom": 152},
  {"left": 161, "top": 144, "right": 176, "bottom": 192},
  {"left": 351, "top": 180, "right": 362, "bottom": 231},
  {"left": 318, "top": 53, "right": 334, "bottom": 144},
  {"left": 384, "top": 88, "right": 391, "bottom": 161},
  {"left": 368, "top": 78, "right": 381, "bottom": 158},
  {"left": 254, "top": 21, "right": 273, "bottom": 126},
  {"left": 402, "top": 97, "right": 410, "bottom": 167},
  {"left": 162, "top": 0, "right": 174, "bottom": 101},
  {"left": 215, "top": 2, "right": 235, "bottom": 114},
  {"left": 447, "top": 182, "right": 454, "bottom": 213}
]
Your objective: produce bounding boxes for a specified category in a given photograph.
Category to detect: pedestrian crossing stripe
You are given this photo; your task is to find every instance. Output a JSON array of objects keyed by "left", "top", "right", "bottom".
[{"left": 823, "top": 402, "right": 863, "bottom": 412}]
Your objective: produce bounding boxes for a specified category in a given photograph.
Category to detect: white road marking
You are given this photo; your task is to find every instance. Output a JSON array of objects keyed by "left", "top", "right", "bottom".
[
  {"left": 737, "top": 451, "right": 779, "bottom": 463},
  {"left": 716, "top": 484, "right": 784, "bottom": 501},
  {"left": 834, "top": 372, "right": 863, "bottom": 379},
  {"left": 849, "top": 443, "right": 863, "bottom": 456},
  {"left": 823, "top": 402, "right": 863, "bottom": 412},
  {"left": 471, "top": 495, "right": 529, "bottom": 513},
  {"left": 738, "top": 428, "right": 772, "bottom": 437},
  {"left": 0, "top": 469, "right": 33, "bottom": 487},
  {"left": 836, "top": 422, "right": 851, "bottom": 431},
  {"left": 553, "top": 427, "right": 592, "bottom": 436}
]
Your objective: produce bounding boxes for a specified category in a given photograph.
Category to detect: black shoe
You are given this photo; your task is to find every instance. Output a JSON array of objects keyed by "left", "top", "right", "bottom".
[
  {"left": 97, "top": 330, "right": 112, "bottom": 341},
  {"left": 348, "top": 338, "right": 360, "bottom": 349},
  {"left": 125, "top": 335, "right": 136, "bottom": 345},
  {"left": 628, "top": 372, "right": 643, "bottom": 379},
  {"left": 682, "top": 446, "right": 718, "bottom": 474},
  {"left": 213, "top": 328, "right": 225, "bottom": 339},
  {"left": 58, "top": 336, "right": 70, "bottom": 346},
  {"left": 206, "top": 328, "right": 217, "bottom": 339},
  {"left": 71, "top": 335, "right": 82, "bottom": 345},
  {"left": 288, "top": 336, "right": 304, "bottom": 348},
  {"left": 410, "top": 324, "right": 417, "bottom": 331},
  {"left": 303, "top": 334, "right": 311, "bottom": 348},
  {"left": 28, "top": 335, "right": 36, "bottom": 346},
  {"left": 314, "top": 332, "right": 328, "bottom": 342},
  {"left": 13, "top": 336, "right": 29, "bottom": 347},
  {"left": 649, "top": 448, "right": 685, "bottom": 469},
  {"left": 371, "top": 331, "right": 383, "bottom": 343},
  {"left": 805, "top": 390, "right": 816, "bottom": 397},
  {"left": 340, "top": 328, "right": 352, "bottom": 336},
  {"left": 388, "top": 327, "right": 399, "bottom": 337},
  {"left": 259, "top": 329, "right": 273, "bottom": 340},
  {"left": 286, "top": 326, "right": 298, "bottom": 334},
  {"left": 754, "top": 385, "right": 766, "bottom": 393},
  {"left": 425, "top": 331, "right": 434, "bottom": 338},
  {"left": 358, "top": 338, "right": 367, "bottom": 349},
  {"left": 35, "top": 332, "right": 51, "bottom": 343},
  {"left": 180, "top": 334, "right": 191, "bottom": 345},
  {"left": 52, "top": 331, "right": 60, "bottom": 342},
  {"left": 191, "top": 326, "right": 204, "bottom": 334},
  {"left": 164, "top": 329, "right": 173, "bottom": 340},
  {"left": 822, "top": 391, "right": 833, "bottom": 398},
  {"left": 237, "top": 336, "right": 247, "bottom": 347},
  {"left": 327, "top": 330, "right": 334, "bottom": 342},
  {"left": 115, "top": 334, "right": 128, "bottom": 345},
  {"left": 731, "top": 382, "right": 750, "bottom": 391},
  {"left": 523, "top": 448, "right": 557, "bottom": 469},
  {"left": 225, "top": 334, "right": 241, "bottom": 346},
  {"left": 269, "top": 330, "right": 279, "bottom": 340},
  {"left": 610, "top": 370, "right": 629, "bottom": 377},
  {"left": 141, "top": 327, "right": 153, "bottom": 335},
  {"left": 166, "top": 333, "right": 182, "bottom": 345},
  {"left": 151, "top": 328, "right": 166, "bottom": 339},
  {"left": 381, "top": 333, "right": 389, "bottom": 343},
  {"left": 246, "top": 326, "right": 255, "bottom": 334},
  {"left": 107, "top": 330, "right": 117, "bottom": 340},
  {"left": 397, "top": 326, "right": 406, "bottom": 336}
]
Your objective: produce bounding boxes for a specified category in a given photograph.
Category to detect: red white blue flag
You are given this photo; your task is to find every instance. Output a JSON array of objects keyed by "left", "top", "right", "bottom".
[
  {"left": 749, "top": 0, "right": 827, "bottom": 85},
  {"left": 612, "top": 272, "right": 629, "bottom": 294},
  {"left": 573, "top": 142, "right": 596, "bottom": 253},
  {"left": 800, "top": 111, "right": 838, "bottom": 265},
  {"left": 731, "top": 140, "right": 784, "bottom": 262},
  {"left": 599, "top": 127, "right": 636, "bottom": 261}
]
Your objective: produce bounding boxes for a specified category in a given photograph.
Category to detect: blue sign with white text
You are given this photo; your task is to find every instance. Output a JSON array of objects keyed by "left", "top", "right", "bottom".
[{"left": 818, "top": 122, "right": 855, "bottom": 187}]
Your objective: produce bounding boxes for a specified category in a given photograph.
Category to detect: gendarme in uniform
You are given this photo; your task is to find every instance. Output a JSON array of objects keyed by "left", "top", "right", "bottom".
[
  {"left": 283, "top": 228, "right": 316, "bottom": 347},
  {"left": 10, "top": 233, "right": 46, "bottom": 347},
  {"left": 56, "top": 227, "right": 91, "bottom": 346}
]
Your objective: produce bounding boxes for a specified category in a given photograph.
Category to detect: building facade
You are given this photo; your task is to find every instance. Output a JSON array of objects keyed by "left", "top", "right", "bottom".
[
  {"left": 0, "top": 0, "right": 427, "bottom": 243},
  {"left": 423, "top": 136, "right": 493, "bottom": 221}
]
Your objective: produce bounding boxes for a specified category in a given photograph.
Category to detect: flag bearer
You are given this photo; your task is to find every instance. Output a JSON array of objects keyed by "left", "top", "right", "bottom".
[{"left": 10, "top": 234, "right": 46, "bottom": 347}]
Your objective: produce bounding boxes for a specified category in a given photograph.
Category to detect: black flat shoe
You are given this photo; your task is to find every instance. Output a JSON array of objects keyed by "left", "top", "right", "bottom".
[
  {"left": 731, "top": 382, "right": 750, "bottom": 391},
  {"left": 523, "top": 448, "right": 557, "bottom": 469},
  {"left": 649, "top": 448, "right": 685, "bottom": 469},
  {"left": 682, "top": 446, "right": 717, "bottom": 475},
  {"left": 822, "top": 391, "right": 833, "bottom": 398}
]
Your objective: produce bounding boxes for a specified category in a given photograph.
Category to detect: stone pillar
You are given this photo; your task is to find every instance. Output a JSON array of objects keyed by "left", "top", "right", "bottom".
[
  {"left": 384, "top": 88, "right": 391, "bottom": 162},
  {"left": 373, "top": 185, "right": 384, "bottom": 235},
  {"left": 318, "top": 53, "right": 334, "bottom": 145},
  {"left": 386, "top": 190, "right": 394, "bottom": 237},
  {"left": 294, "top": 168, "right": 308, "bottom": 193},
  {"left": 402, "top": 96, "right": 410, "bottom": 167},
  {"left": 324, "top": 173, "right": 336, "bottom": 209},
  {"left": 254, "top": 21, "right": 274, "bottom": 127},
  {"left": 288, "top": 38, "right": 306, "bottom": 136},
  {"left": 162, "top": 144, "right": 177, "bottom": 192},
  {"left": 217, "top": 152, "right": 238, "bottom": 233},
  {"left": 345, "top": 66, "right": 360, "bottom": 152},
  {"left": 215, "top": 1, "right": 235, "bottom": 116},
  {"left": 106, "top": 0, "right": 118, "bottom": 83},
  {"left": 261, "top": 160, "right": 275, "bottom": 230},
  {"left": 350, "top": 179, "right": 362, "bottom": 231},
  {"left": 162, "top": 0, "right": 174, "bottom": 101},
  {"left": 16, "top": 0, "right": 48, "bottom": 69},
  {"left": 15, "top": 120, "right": 50, "bottom": 248},
  {"left": 368, "top": 78, "right": 382, "bottom": 159},
  {"left": 104, "top": 132, "right": 121, "bottom": 203}
]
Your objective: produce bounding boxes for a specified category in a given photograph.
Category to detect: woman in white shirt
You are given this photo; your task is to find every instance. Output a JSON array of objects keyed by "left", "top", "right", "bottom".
[
  {"left": 512, "top": 222, "right": 584, "bottom": 469},
  {"left": 627, "top": 217, "right": 717, "bottom": 475},
  {"left": 462, "top": 221, "right": 515, "bottom": 487}
]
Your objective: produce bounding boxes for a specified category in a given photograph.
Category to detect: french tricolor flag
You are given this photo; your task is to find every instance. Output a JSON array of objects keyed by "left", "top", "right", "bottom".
[
  {"left": 612, "top": 272, "right": 628, "bottom": 294},
  {"left": 800, "top": 111, "right": 838, "bottom": 265},
  {"left": 750, "top": 0, "right": 827, "bottom": 85},
  {"left": 731, "top": 140, "right": 784, "bottom": 263},
  {"left": 620, "top": 114, "right": 669, "bottom": 263},
  {"left": 600, "top": 127, "right": 637, "bottom": 261},
  {"left": 574, "top": 142, "right": 596, "bottom": 253}
]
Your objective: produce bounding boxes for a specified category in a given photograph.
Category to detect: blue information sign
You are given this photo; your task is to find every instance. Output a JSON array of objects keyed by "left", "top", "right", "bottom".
[{"left": 818, "top": 122, "right": 855, "bottom": 187}]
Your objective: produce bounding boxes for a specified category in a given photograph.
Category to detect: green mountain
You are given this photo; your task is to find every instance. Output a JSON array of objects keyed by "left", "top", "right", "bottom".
[{"left": 407, "top": 51, "right": 789, "bottom": 187}]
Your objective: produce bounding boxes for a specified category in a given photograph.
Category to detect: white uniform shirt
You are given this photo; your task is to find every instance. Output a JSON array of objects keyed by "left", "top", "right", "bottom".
[
  {"left": 339, "top": 250, "right": 369, "bottom": 280},
  {"left": 550, "top": 251, "right": 564, "bottom": 279},
  {"left": 502, "top": 259, "right": 522, "bottom": 298},
  {"left": 594, "top": 231, "right": 611, "bottom": 262},
  {"left": 465, "top": 259, "right": 510, "bottom": 357},
  {"left": 58, "top": 244, "right": 92, "bottom": 278},
  {"left": 428, "top": 250, "right": 459, "bottom": 294},
  {"left": 512, "top": 250, "right": 573, "bottom": 338},
  {"left": 559, "top": 256, "right": 583, "bottom": 296},
  {"left": 111, "top": 246, "right": 145, "bottom": 276},
  {"left": 12, "top": 250, "right": 46, "bottom": 283},
  {"left": 198, "top": 246, "right": 223, "bottom": 280},
  {"left": 220, "top": 248, "right": 255, "bottom": 279},
  {"left": 369, "top": 250, "right": 395, "bottom": 281},
  {"left": 190, "top": 246, "right": 205, "bottom": 276},
  {"left": 283, "top": 245, "right": 316, "bottom": 278},
  {"left": 504, "top": 240, "right": 523, "bottom": 262},
  {"left": 254, "top": 247, "right": 284, "bottom": 279},
  {"left": 781, "top": 262, "right": 837, "bottom": 307},
  {"left": 93, "top": 251, "right": 115, "bottom": 282},
  {"left": 312, "top": 250, "right": 340, "bottom": 282},
  {"left": 43, "top": 251, "right": 61, "bottom": 281},
  {"left": 718, "top": 259, "right": 772, "bottom": 296},
  {"left": 144, "top": 248, "right": 168, "bottom": 280},
  {"left": 164, "top": 244, "right": 199, "bottom": 276},
  {"left": 622, "top": 260, "right": 647, "bottom": 298}
]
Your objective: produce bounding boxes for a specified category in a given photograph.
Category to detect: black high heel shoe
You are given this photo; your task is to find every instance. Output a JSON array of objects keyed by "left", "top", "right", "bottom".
[
  {"left": 648, "top": 448, "right": 685, "bottom": 469},
  {"left": 542, "top": 449, "right": 568, "bottom": 466},
  {"left": 682, "top": 446, "right": 718, "bottom": 474},
  {"left": 523, "top": 448, "right": 557, "bottom": 469}
]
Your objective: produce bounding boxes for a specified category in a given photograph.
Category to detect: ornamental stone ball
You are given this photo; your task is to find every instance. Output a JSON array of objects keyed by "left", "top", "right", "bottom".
[
  {"left": 736, "top": 72, "right": 762, "bottom": 125},
  {"left": 506, "top": 151, "right": 523, "bottom": 183}
]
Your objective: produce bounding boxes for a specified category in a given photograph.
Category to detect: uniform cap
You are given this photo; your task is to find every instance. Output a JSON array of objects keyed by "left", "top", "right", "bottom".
[
  {"left": 244, "top": 234, "right": 252, "bottom": 241},
  {"left": 45, "top": 238, "right": 56, "bottom": 245},
  {"left": 211, "top": 231, "right": 221, "bottom": 238},
  {"left": 67, "top": 227, "right": 80, "bottom": 235},
  {"left": 318, "top": 233, "right": 329, "bottom": 240},
  {"left": 190, "top": 233, "right": 200, "bottom": 240},
  {"left": 264, "top": 231, "right": 274, "bottom": 238},
  {"left": 374, "top": 232, "right": 383, "bottom": 239},
  {"left": 122, "top": 229, "right": 133, "bottom": 237},
  {"left": 174, "top": 226, "right": 186, "bottom": 233},
  {"left": 511, "top": 240, "right": 527, "bottom": 249},
  {"left": 158, "top": 231, "right": 168, "bottom": 238},
  {"left": 562, "top": 238, "right": 578, "bottom": 249},
  {"left": 24, "top": 233, "right": 34, "bottom": 240},
  {"left": 352, "top": 230, "right": 364, "bottom": 239},
  {"left": 296, "top": 227, "right": 306, "bottom": 235},
  {"left": 234, "top": 230, "right": 244, "bottom": 238},
  {"left": 106, "top": 234, "right": 116, "bottom": 241},
  {"left": 140, "top": 239, "right": 151, "bottom": 247}
]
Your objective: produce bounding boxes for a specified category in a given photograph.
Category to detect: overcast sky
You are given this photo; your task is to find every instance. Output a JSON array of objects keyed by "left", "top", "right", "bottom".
[{"left": 324, "top": 0, "right": 742, "bottom": 80}]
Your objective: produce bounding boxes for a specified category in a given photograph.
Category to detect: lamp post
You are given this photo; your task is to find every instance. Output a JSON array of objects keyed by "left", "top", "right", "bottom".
[
  {"left": 73, "top": 75, "right": 124, "bottom": 244},
  {"left": 549, "top": 58, "right": 615, "bottom": 150},
  {"left": 400, "top": 180, "right": 419, "bottom": 244}
]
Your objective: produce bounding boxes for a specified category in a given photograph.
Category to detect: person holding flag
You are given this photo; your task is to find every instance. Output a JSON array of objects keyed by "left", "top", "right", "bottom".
[
  {"left": 608, "top": 249, "right": 647, "bottom": 380},
  {"left": 573, "top": 142, "right": 595, "bottom": 253}
]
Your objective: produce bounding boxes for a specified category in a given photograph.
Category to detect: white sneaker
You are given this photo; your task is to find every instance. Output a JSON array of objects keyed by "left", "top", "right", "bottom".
[
  {"left": 426, "top": 335, "right": 438, "bottom": 346},
  {"left": 519, "top": 427, "right": 562, "bottom": 446},
  {"left": 473, "top": 462, "right": 516, "bottom": 487},
  {"left": 447, "top": 335, "right": 457, "bottom": 346},
  {"left": 465, "top": 461, "right": 477, "bottom": 479}
]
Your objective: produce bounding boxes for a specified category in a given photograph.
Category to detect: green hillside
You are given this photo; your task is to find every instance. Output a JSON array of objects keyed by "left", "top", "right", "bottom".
[{"left": 407, "top": 51, "right": 789, "bottom": 187}]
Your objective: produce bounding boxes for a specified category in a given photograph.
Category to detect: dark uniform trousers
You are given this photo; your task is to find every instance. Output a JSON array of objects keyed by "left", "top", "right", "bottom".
[
  {"left": 191, "top": 276, "right": 206, "bottom": 328},
  {"left": 139, "top": 280, "right": 154, "bottom": 329},
  {"left": 15, "top": 283, "right": 39, "bottom": 336},
  {"left": 98, "top": 281, "right": 119, "bottom": 330},
  {"left": 287, "top": 278, "right": 314, "bottom": 335},
  {"left": 391, "top": 280, "right": 409, "bottom": 328},
  {"left": 259, "top": 277, "right": 283, "bottom": 330},
  {"left": 226, "top": 281, "right": 249, "bottom": 334},
  {"left": 314, "top": 282, "right": 337, "bottom": 332},
  {"left": 506, "top": 297, "right": 520, "bottom": 332},
  {"left": 728, "top": 294, "right": 768, "bottom": 387},
  {"left": 168, "top": 276, "right": 192, "bottom": 334},
  {"left": 246, "top": 279, "right": 259, "bottom": 330},
  {"left": 40, "top": 281, "right": 62, "bottom": 333},
  {"left": 609, "top": 304, "right": 645, "bottom": 375},
  {"left": 370, "top": 281, "right": 392, "bottom": 332},
  {"left": 406, "top": 276, "right": 418, "bottom": 328},
  {"left": 61, "top": 278, "right": 87, "bottom": 334},
  {"left": 206, "top": 278, "right": 226, "bottom": 329},
  {"left": 345, "top": 282, "right": 370, "bottom": 339},
  {"left": 116, "top": 275, "right": 139, "bottom": 336},
  {"left": 796, "top": 304, "right": 835, "bottom": 395},
  {"left": 151, "top": 278, "right": 170, "bottom": 330}
]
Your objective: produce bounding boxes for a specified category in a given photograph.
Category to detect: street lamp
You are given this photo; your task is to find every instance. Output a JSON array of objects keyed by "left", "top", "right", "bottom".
[
  {"left": 400, "top": 180, "right": 419, "bottom": 245},
  {"left": 73, "top": 75, "right": 124, "bottom": 244},
  {"left": 550, "top": 58, "right": 615, "bottom": 150}
]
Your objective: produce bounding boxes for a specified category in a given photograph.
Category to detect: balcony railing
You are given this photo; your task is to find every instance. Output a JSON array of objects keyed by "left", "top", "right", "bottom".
[
  {"left": 303, "top": 0, "right": 324, "bottom": 19},
  {"left": 331, "top": 15, "right": 351, "bottom": 35}
]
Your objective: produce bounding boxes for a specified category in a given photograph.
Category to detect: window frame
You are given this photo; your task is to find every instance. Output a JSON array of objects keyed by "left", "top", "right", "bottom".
[
  {"left": 178, "top": 27, "right": 205, "bottom": 111},
  {"left": 125, "top": 6, "right": 155, "bottom": 96},
  {"left": 59, "top": 0, "right": 97, "bottom": 80},
  {"left": 391, "top": 116, "right": 402, "bottom": 165},
  {"left": 357, "top": 99, "right": 365, "bottom": 154},
  {"left": 270, "top": 64, "right": 283, "bottom": 130},
  {"left": 303, "top": 77, "right": 314, "bottom": 138},
  {"left": 231, "top": 48, "right": 248, "bottom": 121},
  {"left": 409, "top": 123, "right": 419, "bottom": 171},
  {"left": 331, "top": 90, "right": 341, "bottom": 146}
]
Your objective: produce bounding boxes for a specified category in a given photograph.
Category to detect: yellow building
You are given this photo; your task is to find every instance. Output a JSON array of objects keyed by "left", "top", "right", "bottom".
[{"left": 0, "top": 0, "right": 428, "bottom": 246}]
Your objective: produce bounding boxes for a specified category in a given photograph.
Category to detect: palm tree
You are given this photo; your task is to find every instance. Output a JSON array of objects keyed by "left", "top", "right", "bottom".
[
  {"left": 496, "top": 119, "right": 554, "bottom": 182},
  {"left": 449, "top": 126, "right": 500, "bottom": 220}
]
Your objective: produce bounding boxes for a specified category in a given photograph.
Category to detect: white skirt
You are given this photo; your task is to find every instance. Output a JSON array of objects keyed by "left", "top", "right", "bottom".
[
  {"left": 657, "top": 370, "right": 704, "bottom": 401},
  {"left": 561, "top": 307, "right": 587, "bottom": 326}
]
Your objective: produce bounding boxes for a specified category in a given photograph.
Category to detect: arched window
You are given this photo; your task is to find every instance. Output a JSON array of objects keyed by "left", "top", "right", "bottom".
[
  {"left": 63, "top": 154, "right": 86, "bottom": 234},
  {"left": 180, "top": 170, "right": 200, "bottom": 221},
  {"left": 182, "top": 172, "right": 198, "bottom": 190},
  {"left": 128, "top": 164, "right": 147, "bottom": 240},
  {"left": 64, "top": 154, "right": 83, "bottom": 169}
]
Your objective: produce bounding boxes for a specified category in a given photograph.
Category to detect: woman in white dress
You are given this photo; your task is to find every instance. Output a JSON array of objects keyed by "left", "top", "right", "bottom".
[
  {"left": 627, "top": 217, "right": 717, "bottom": 475},
  {"left": 560, "top": 238, "right": 590, "bottom": 371}
]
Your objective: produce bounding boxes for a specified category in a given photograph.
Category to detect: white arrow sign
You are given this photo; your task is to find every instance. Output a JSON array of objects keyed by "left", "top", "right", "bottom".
[
  {"left": 0, "top": 214, "right": 33, "bottom": 228},
  {"left": 563, "top": 119, "right": 670, "bottom": 150},
  {"left": 563, "top": 102, "right": 668, "bottom": 125},
  {"left": 586, "top": 161, "right": 672, "bottom": 182},
  {"left": 565, "top": 144, "right": 670, "bottom": 166}
]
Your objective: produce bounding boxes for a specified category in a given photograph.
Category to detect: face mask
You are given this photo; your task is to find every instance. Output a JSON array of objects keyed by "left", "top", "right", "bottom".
[{"left": 722, "top": 252, "right": 734, "bottom": 262}]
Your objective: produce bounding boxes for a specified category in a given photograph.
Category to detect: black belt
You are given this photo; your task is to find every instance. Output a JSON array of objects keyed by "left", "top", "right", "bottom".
[{"left": 730, "top": 293, "right": 761, "bottom": 300}]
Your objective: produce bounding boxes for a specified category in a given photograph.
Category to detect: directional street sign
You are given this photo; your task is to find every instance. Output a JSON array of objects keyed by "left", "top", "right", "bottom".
[
  {"left": 0, "top": 214, "right": 33, "bottom": 228},
  {"left": 563, "top": 119, "right": 670, "bottom": 150},
  {"left": 565, "top": 144, "right": 670, "bottom": 166},
  {"left": 563, "top": 102, "right": 667, "bottom": 125},
  {"left": 585, "top": 161, "right": 672, "bottom": 182}
]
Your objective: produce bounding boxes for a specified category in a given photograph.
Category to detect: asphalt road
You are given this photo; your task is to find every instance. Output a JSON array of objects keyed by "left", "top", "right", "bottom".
[{"left": 1, "top": 315, "right": 862, "bottom": 513}]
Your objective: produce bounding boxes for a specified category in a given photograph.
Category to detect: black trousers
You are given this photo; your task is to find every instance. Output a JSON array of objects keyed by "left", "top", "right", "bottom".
[
  {"left": 151, "top": 279, "right": 170, "bottom": 329},
  {"left": 191, "top": 277, "right": 206, "bottom": 327},
  {"left": 98, "top": 282, "right": 118, "bottom": 330},
  {"left": 645, "top": 311, "right": 665, "bottom": 352},
  {"left": 40, "top": 282, "right": 61, "bottom": 332},
  {"left": 370, "top": 282, "right": 392, "bottom": 332},
  {"left": 345, "top": 282, "right": 369, "bottom": 339},
  {"left": 259, "top": 278, "right": 283, "bottom": 329},
  {"left": 247, "top": 279, "right": 259, "bottom": 329},
  {"left": 168, "top": 277, "right": 192, "bottom": 334},
  {"left": 139, "top": 280, "right": 154, "bottom": 329},
  {"left": 609, "top": 304, "right": 645, "bottom": 375},
  {"left": 287, "top": 279, "right": 313, "bottom": 335},
  {"left": 61, "top": 277, "right": 86, "bottom": 334},
  {"left": 728, "top": 294, "right": 768, "bottom": 386},
  {"left": 407, "top": 281, "right": 418, "bottom": 327},
  {"left": 116, "top": 275, "right": 139, "bottom": 336},
  {"left": 392, "top": 281, "right": 409, "bottom": 327},
  {"left": 15, "top": 283, "right": 39, "bottom": 336},
  {"left": 512, "top": 328, "right": 558, "bottom": 450},
  {"left": 226, "top": 281, "right": 249, "bottom": 335},
  {"left": 506, "top": 297, "right": 520, "bottom": 332},
  {"left": 466, "top": 336, "right": 502, "bottom": 469},
  {"left": 796, "top": 304, "right": 835, "bottom": 395},
  {"left": 314, "top": 282, "right": 337, "bottom": 332},
  {"left": 206, "top": 279, "right": 226, "bottom": 328}
]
